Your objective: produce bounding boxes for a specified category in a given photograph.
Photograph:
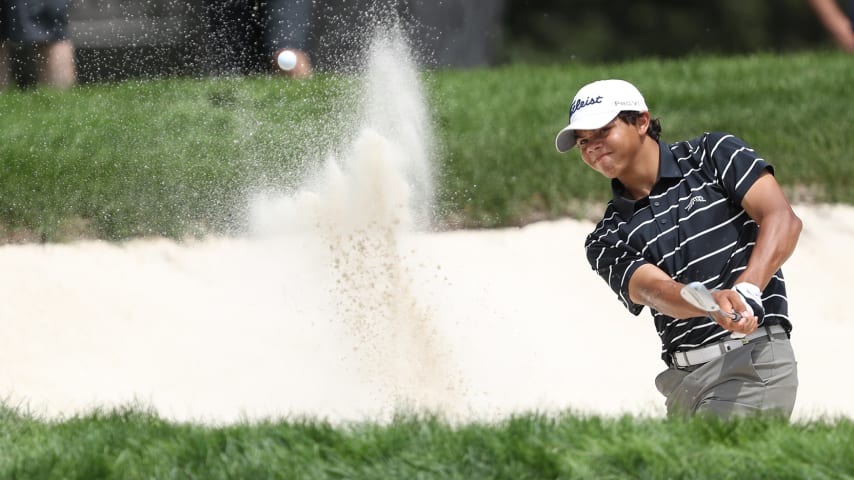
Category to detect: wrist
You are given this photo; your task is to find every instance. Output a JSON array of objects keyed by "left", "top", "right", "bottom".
[
  {"left": 733, "top": 282, "right": 765, "bottom": 320},
  {"left": 733, "top": 282, "right": 761, "bottom": 297}
]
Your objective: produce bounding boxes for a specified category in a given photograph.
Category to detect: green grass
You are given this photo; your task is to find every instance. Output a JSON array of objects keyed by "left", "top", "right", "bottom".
[
  {"left": 0, "top": 74, "right": 357, "bottom": 241},
  {"left": 1, "top": 50, "right": 851, "bottom": 241},
  {"left": 1, "top": 405, "right": 851, "bottom": 479},
  {"left": 431, "top": 50, "right": 852, "bottom": 227}
]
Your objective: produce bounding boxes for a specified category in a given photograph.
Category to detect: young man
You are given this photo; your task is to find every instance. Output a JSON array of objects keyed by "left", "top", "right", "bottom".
[{"left": 555, "top": 79, "right": 802, "bottom": 419}]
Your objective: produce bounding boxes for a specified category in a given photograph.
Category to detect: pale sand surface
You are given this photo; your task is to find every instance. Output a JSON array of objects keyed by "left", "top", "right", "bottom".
[{"left": 0, "top": 203, "right": 850, "bottom": 424}]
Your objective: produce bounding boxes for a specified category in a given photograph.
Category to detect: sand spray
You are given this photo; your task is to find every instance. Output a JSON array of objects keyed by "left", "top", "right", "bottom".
[{"left": 249, "top": 26, "right": 463, "bottom": 416}]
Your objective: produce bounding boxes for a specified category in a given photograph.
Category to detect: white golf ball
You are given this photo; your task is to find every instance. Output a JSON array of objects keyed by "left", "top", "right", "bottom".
[{"left": 276, "top": 50, "right": 298, "bottom": 71}]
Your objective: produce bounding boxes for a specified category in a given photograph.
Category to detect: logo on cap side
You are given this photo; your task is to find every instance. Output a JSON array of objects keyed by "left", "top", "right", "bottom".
[{"left": 570, "top": 96, "right": 604, "bottom": 116}]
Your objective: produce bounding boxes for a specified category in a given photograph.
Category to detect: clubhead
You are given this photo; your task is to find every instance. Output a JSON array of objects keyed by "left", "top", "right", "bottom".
[
  {"left": 680, "top": 281, "right": 721, "bottom": 313},
  {"left": 681, "top": 281, "right": 743, "bottom": 324}
]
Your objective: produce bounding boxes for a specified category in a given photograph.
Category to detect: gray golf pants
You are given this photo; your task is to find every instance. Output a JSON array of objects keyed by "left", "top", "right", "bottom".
[{"left": 655, "top": 334, "right": 798, "bottom": 419}]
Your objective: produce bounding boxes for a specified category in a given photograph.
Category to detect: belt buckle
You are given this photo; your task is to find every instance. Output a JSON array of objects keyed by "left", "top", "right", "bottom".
[
  {"left": 729, "top": 331, "right": 749, "bottom": 344},
  {"left": 671, "top": 351, "right": 689, "bottom": 369}
]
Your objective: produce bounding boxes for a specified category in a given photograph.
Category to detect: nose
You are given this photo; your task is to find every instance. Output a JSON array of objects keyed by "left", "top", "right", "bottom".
[{"left": 582, "top": 138, "right": 603, "bottom": 154}]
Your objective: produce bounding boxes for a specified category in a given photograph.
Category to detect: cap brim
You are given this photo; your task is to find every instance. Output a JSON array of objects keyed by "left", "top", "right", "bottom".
[{"left": 555, "top": 126, "right": 577, "bottom": 153}]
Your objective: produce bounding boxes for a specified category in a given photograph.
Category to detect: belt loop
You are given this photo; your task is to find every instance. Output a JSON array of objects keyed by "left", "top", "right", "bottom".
[{"left": 765, "top": 324, "right": 773, "bottom": 341}]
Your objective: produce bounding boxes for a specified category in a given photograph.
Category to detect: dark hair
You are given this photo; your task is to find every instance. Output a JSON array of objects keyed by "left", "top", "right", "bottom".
[{"left": 617, "top": 111, "right": 662, "bottom": 141}]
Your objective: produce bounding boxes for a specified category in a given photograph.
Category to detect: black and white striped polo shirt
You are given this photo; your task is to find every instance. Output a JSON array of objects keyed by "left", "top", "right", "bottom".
[{"left": 585, "top": 132, "right": 792, "bottom": 365}]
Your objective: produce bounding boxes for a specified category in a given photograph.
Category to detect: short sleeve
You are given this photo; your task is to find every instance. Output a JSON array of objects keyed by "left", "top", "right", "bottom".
[
  {"left": 702, "top": 133, "right": 774, "bottom": 206},
  {"left": 585, "top": 224, "right": 649, "bottom": 316}
]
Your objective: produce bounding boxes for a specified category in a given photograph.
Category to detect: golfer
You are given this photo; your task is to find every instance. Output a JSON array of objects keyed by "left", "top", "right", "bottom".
[{"left": 555, "top": 79, "right": 802, "bottom": 418}]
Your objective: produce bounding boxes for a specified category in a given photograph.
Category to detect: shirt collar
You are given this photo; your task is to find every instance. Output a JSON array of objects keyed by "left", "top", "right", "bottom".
[{"left": 611, "top": 140, "right": 680, "bottom": 219}]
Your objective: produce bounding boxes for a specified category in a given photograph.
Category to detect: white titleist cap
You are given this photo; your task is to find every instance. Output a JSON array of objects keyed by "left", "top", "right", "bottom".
[{"left": 555, "top": 79, "right": 648, "bottom": 153}]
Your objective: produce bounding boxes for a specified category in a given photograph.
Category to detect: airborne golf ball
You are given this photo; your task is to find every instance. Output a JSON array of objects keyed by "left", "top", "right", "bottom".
[{"left": 277, "top": 50, "right": 298, "bottom": 71}]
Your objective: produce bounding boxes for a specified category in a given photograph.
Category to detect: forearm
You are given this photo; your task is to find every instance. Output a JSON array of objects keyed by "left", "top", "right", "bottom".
[
  {"left": 629, "top": 264, "right": 759, "bottom": 334},
  {"left": 631, "top": 271, "right": 707, "bottom": 319},
  {"left": 808, "top": 0, "right": 854, "bottom": 51},
  {"left": 736, "top": 209, "right": 803, "bottom": 290}
]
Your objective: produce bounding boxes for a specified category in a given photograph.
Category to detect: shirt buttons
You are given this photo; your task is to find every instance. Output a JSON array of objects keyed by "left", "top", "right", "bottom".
[{"left": 653, "top": 201, "right": 660, "bottom": 206}]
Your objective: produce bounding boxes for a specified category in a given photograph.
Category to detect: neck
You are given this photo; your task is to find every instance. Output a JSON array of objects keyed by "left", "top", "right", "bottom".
[{"left": 618, "top": 137, "right": 660, "bottom": 200}]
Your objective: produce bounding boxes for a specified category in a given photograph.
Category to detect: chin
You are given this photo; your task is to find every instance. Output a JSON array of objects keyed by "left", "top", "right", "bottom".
[{"left": 595, "top": 166, "right": 619, "bottom": 179}]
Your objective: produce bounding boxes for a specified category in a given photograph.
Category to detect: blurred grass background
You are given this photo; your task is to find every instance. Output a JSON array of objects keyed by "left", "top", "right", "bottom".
[{"left": 1, "top": 50, "right": 851, "bottom": 242}]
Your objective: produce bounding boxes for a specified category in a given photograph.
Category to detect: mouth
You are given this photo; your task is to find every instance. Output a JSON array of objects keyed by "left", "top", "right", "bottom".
[{"left": 592, "top": 152, "right": 610, "bottom": 165}]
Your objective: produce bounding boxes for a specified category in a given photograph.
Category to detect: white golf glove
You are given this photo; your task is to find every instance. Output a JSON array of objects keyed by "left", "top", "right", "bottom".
[{"left": 733, "top": 282, "right": 764, "bottom": 322}]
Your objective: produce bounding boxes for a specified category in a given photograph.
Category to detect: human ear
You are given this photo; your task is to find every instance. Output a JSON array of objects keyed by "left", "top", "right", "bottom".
[{"left": 637, "top": 111, "right": 651, "bottom": 135}]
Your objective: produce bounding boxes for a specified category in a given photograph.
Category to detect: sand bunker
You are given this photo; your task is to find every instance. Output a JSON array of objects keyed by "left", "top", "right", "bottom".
[{"left": 0, "top": 203, "right": 850, "bottom": 424}]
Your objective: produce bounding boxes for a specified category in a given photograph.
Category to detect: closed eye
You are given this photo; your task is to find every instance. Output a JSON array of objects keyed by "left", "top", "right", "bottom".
[{"left": 576, "top": 125, "right": 612, "bottom": 148}]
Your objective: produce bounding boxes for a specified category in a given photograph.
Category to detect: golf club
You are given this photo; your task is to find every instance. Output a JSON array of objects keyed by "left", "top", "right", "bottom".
[{"left": 680, "top": 281, "right": 742, "bottom": 321}]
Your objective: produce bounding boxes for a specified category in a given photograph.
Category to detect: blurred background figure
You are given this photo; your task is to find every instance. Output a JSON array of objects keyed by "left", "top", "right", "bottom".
[
  {"left": 204, "top": 0, "right": 314, "bottom": 78},
  {"left": 61, "top": 1, "right": 840, "bottom": 84},
  {"left": 808, "top": 0, "right": 854, "bottom": 52},
  {"left": 0, "top": 0, "right": 76, "bottom": 89}
]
